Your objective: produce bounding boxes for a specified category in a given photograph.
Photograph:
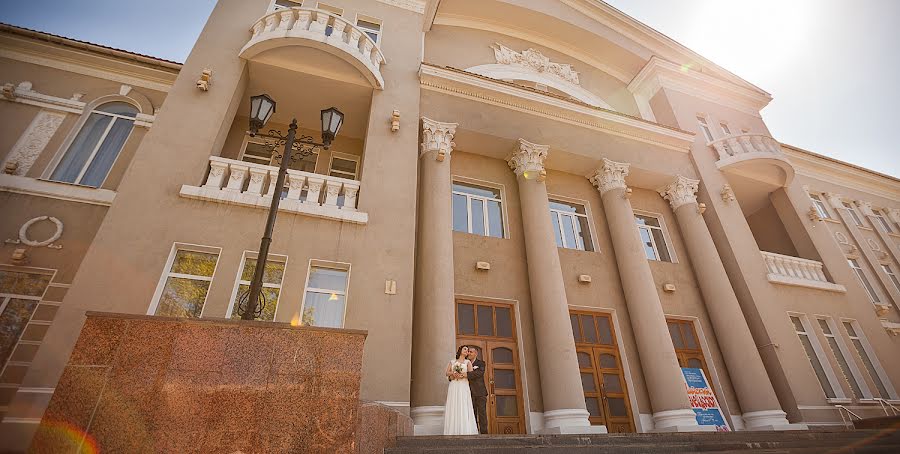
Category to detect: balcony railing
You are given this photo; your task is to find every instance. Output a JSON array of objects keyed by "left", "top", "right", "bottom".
[
  {"left": 241, "top": 7, "right": 386, "bottom": 88},
  {"left": 179, "top": 156, "right": 367, "bottom": 224},
  {"left": 708, "top": 134, "right": 782, "bottom": 161},
  {"left": 761, "top": 251, "right": 845, "bottom": 293}
]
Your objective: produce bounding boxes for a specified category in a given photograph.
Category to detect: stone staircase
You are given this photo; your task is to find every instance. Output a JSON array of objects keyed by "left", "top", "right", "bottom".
[{"left": 385, "top": 428, "right": 900, "bottom": 454}]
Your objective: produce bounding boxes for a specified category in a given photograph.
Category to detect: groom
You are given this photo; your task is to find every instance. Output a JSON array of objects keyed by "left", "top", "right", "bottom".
[{"left": 466, "top": 346, "right": 488, "bottom": 434}]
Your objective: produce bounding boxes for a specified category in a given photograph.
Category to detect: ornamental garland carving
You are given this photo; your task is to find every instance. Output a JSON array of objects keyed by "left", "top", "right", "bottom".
[
  {"left": 420, "top": 117, "right": 457, "bottom": 161},
  {"left": 507, "top": 139, "right": 549, "bottom": 179},
  {"left": 2, "top": 110, "right": 66, "bottom": 176},
  {"left": 588, "top": 159, "right": 630, "bottom": 194},
  {"left": 658, "top": 175, "right": 700, "bottom": 211},
  {"left": 4, "top": 216, "right": 64, "bottom": 249},
  {"left": 492, "top": 43, "right": 580, "bottom": 85}
]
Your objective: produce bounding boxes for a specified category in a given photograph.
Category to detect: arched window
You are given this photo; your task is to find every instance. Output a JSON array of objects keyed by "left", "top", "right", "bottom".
[{"left": 50, "top": 101, "right": 138, "bottom": 187}]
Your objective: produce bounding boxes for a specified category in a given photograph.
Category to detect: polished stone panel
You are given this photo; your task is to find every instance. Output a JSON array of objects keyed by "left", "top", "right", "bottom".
[{"left": 31, "top": 312, "right": 367, "bottom": 453}]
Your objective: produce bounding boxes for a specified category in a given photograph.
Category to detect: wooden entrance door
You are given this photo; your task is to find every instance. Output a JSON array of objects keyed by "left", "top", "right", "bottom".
[
  {"left": 456, "top": 300, "right": 526, "bottom": 434},
  {"left": 570, "top": 310, "right": 635, "bottom": 432}
]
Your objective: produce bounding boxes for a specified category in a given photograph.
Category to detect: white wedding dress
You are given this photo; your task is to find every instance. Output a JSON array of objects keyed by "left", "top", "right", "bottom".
[{"left": 443, "top": 360, "right": 479, "bottom": 435}]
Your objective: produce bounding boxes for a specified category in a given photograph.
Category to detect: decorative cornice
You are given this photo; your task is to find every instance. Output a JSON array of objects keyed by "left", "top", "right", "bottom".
[
  {"left": 588, "top": 158, "right": 630, "bottom": 194},
  {"left": 507, "top": 139, "right": 549, "bottom": 181},
  {"left": 658, "top": 175, "right": 700, "bottom": 211},
  {"left": 420, "top": 116, "right": 457, "bottom": 161},
  {"left": 491, "top": 43, "right": 580, "bottom": 85},
  {"left": 1, "top": 81, "right": 155, "bottom": 127},
  {"left": 781, "top": 144, "right": 900, "bottom": 201}
]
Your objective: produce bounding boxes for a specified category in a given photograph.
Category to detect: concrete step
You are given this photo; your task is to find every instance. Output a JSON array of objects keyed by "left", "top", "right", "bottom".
[{"left": 386, "top": 443, "right": 900, "bottom": 454}]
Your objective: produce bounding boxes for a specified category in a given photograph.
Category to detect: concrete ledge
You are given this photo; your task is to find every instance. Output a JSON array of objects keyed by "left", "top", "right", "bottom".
[
  {"left": 766, "top": 274, "right": 847, "bottom": 293},
  {"left": 0, "top": 174, "right": 115, "bottom": 206}
]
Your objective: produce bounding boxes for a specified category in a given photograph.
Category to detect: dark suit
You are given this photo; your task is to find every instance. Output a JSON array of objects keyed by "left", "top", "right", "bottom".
[{"left": 468, "top": 358, "right": 488, "bottom": 434}]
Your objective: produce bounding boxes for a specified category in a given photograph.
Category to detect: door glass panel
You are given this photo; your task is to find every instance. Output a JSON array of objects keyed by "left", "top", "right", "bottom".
[
  {"left": 457, "top": 303, "right": 475, "bottom": 335},
  {"left": 681, "top": 324, "right": 698, "bottom": 349},
  {"left": 570, "top": 314, "right": 581, "bottom": 342},
  {"left": 581, "top": 372, "right": 596, "bottom": 391},
  {"left": 585, "top": 397, "right": 603, "bottom": 417},
  {"left": 668, "top": 322, "right": 684, "bottom": 348},
  {"left": 492, "top": 347, "right": 513, "bottom": 364},
  {"left": 494, "top": 369, "right": 516, "bottom": 389},
  {"left": 495, "top": 395, "right": 518, "bottom": 416},
  {"left": 581, "top": 315, "right": 597, "bottom": 343},
  {"left": 607, "top": 397, "right": 628, "bottom": 417},
  {"left": 495, "top": 307, "right": 512, "bottom": 338},
  {"left": 477, "top": 305, "right": 493, "bottom": 336},
  {"left": 602, "top": 373, "right": 622, "bottom": 393},
  {"left": 687, "top": 358, "right": 702, "bottom": 369},
  {"left": 599, "top": 354, "right": 616, "bottom": 369},
  {"left": 577, "top": 352, "right": 592, "bottom": 368},
  {"left": 596, "top": 316, "right": 613, "bottom": 345}
]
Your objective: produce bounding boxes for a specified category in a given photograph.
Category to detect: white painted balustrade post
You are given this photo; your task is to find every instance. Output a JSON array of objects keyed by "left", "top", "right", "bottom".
[
  {"left": 323, "top": 179, "right": 342, "bottom": 206},
  {"left": 204, "top": 159, "right": 228, "bottom": 189},
  {"left": 305, "top": 176, "right": 324, "bottom": 204},
  {"left": 224, "top": 163, "right": 248, "bottom": 192},
  {"left": 286, "top": 171, "right": 305, "bottom": 200},
  {"left": 265, "top": 168, "right": 279, "bottom": 197},
  {"left": 310, "top": 10, "right": 328, "bottom": 34},
  {"left": 247, "top": 167, "right": 268, "bottom": 195},
  {"left": 343, "top": 182, "right": 359, "bottom": 210},
  {"left": 295, "top": 10, "right": 311, "bottom": 31}
]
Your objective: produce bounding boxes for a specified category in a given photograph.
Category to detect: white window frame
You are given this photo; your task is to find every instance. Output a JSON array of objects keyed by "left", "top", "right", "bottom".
[
  {"left": 634, "top": 210, "right": 677, "bottom": 263},
  {"left": 719, "top": 121, "right": 732, "bottom": 136},
  {"left": 328, "top": 151, "right": 359, "bottom": 180},
  {"left": 147, "top": 243, "right": 222, "bottom": 317},
  {"left": 882, "top": 264, "right": 900, "bottom": 294},
  {"left": 355, "top": 14, "right": 383, "bottom": 45},
  {"left": 272, "top": 0, "right": 303, "bottom": 11},
  {"left": 548, "top": 195, "right": 597, "bottom": 252},
  {"left": 299, "top": 259, "right": 351, "bottom": 328},
  {"left": 847, "top": 258, "right": 881, "bottom": 303},
  {"left": 451, "top": 177, "right": 508, "bottom": 239},
  {"left": 815, "top": 315, "right": 872, "bottom": 399},
  {"left": 225, "top": 251, "right": 289, "bottom": 320},
  {"left": 809, "top": 194, "right": 832, "bottom": 220},
  {"left": 696, "top": 115, "right": 714, "bottom": 142},
  {"left": 873, "top": 209, "right": 894, "bottom": 234},
  {"left": 841, "top": 319, "right": 898, "bottom": 399},
  {"left": 842, "top": 202, "right": 865, "bottom": 227},
  {"left": 789, "top": 312, "right": 845, "bottom": 399},
  {"left": 316, "top": 2, "right": 343, "bottom": 15}
]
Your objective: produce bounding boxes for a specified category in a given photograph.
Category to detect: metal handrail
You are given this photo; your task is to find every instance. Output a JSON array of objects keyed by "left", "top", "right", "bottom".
[
  {"left": 835, "top": 405, "right": 862, "bottom": 428},
  {"left": 873, "top": 398, "right": 899, "bottom": 416}
]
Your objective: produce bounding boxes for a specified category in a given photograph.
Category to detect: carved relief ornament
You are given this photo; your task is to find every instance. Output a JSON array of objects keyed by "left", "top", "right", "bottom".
[
  {"left": 420, "top": 117, "right": 457, "bottom": 161},
  {"left": 4, "top": 216, "right": 64, "bottom": 249},
  {"left": 588, "top": 159, "right": 630, "bottom": 194},
  {"left": 1, "top": 110, "right": 66, "bottom": 176},
  {"left": 507, "top": 139, "right": 548, "bottom": 181},
  {"left": 492, "top": 43, "right": 580, "bottom": 85},
  {"left": 658, "top": 175, "right": 700, "bottom": 211}
]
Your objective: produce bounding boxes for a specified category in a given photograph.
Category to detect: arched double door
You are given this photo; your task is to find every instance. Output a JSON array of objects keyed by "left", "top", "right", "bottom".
[{"left": 456, "top": 299, "right": 526, "bottom": 434}]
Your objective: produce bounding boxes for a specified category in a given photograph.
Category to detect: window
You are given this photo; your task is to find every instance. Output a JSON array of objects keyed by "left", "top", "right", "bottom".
[
  {"left": 328, "top": 153, "right": 359, "bottom": 180},
  {"left": 316, "top": 2, "right": 343, "bottom": 36},
  {"left": 301, "top": 263, "right": 349, "bottom": 328},
  {"left": 842, "top": 202, "right": 864, "bottom": 227},
  {"left": 274, "top": 0, "right": 302, "bottom": 9},
  {"left": 635, "top": 214, "right": 672, "bottom": 262},
  {"left": 817, "top": 318, "right": 867, "bottom": 399},
  {"left": 50, "top": 101, "right": 138, "bottom": 187},
  {"left": 240, "top": 136, "right": 318, "bottom": 173},
  {"left": 549, "top": 199, "right": 594, "bottom": 251},
  {"left": 809, "top": 194, "right": 832, "bottom": 220},
  {"left": 719, "top": 122, "right": 731, "bottom": 136},
  {"left": 356, "top": 16, "right": 382, "bottom": 43},
  {"left": 150, "top": 246, "right": 220, "bottom": 318},
  {"left": 790, "top": 315, "right": 838, "bottom": 398},
  {"left": 227, "top": 253, "right": 286, "bottom": 321},
  {"left": 847, "top": 259, "right": 880, "bottom": 303},
  {"left": 697, "top": 116, "right": 714, "bottom": 142},
  {"left": 873, "top": 210, "right": 893, "bottom": 233},
  {"left": 0, "top": 270, "right": 52, "bottom": 372},
  {"left": 452, "top": 181, "right": 504, "bottom": 238},
  {"left": 843, "top": 320, "right": 895, "bottom": 398},
  {"left": 882, "top": 264, "right": 900, "bottom": 294}
]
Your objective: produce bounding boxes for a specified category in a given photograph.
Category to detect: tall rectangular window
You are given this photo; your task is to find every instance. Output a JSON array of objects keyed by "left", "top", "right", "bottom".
[
  {"left": 151, "top": 246, "right": 220, "bottom": 318},
  {"left": 274, "top": 0, "right": 303, "bottom": 10},
  {"left": 842, "top": 202, "right": 864, "bottom": 227},
  {"left": 452, "top": 181, "right": 504, "bottom": 238},
  {"left": 719, "top": 122, "right": 731, "bottom": 135},
  {"left": 635, "top": 214, "right": 672, "bottom": 262},
  {"left": 882, "top": 264, "right": 900, "bottom": 294},
  {"left": 809, "top": 194, "right": 832, "bottom": 220},
  {"left": 817, "top": 318, "right": 866, "bottom": 399},
  {"left": 241, "top": 136, "right": 318, "bottom": 173},
  {"left": 328, "top": 153, "right": 359, "bottom": 180},
  {"left": 301, "top": 263, "right": 349, "bottom": 328},
  {"left": 356, "top": 16, "right": 382, "bottom": 43},
  {"left": 848, "top": 259, "right": 880, "bottom": 303},
  {"left": 843, "top": 321, "right": 894, "bottom": 398},
  {"left": 696, "top": 116, "right": 714, "bottom": 142},
  {"left": 790, "top": 315, "right": 838, "bottom": 398},
  {"left": 227, "top": 254, "right": 286, "bottom": 321},
  {"left": 549, "top": 199, "right": 594, "bottom": 251},
  {"left": 873, "top": 210, "right": 893, "bottom": 233}
]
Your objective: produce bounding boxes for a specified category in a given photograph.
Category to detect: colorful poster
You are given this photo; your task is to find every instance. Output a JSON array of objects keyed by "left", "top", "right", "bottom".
[{"left": 681, "top": 367, "right": 730, "bottom": 431}]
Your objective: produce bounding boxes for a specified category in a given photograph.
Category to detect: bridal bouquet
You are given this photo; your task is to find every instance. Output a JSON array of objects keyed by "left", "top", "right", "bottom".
[{"left": 453, "top": 363, "right": 464, "bottom": 375}]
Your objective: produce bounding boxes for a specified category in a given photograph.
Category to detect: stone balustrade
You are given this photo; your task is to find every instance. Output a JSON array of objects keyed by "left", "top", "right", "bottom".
[
  {"left": 708, "top": 134, "right": 782, "bottom": 161},
  {"left": 242, "top": 7, "right": 386, "bottom": 88},
  {"left": 761, "top": 251, "right": 845, "bottom": 293},
  {"left": 179, "top": 156, "right": 367, "bottom": 224}
]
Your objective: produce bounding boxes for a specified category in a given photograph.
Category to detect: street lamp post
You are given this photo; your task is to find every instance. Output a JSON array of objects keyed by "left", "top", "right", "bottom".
[{"left": 238, "top": 94, "right": 344, "bottom": 320}]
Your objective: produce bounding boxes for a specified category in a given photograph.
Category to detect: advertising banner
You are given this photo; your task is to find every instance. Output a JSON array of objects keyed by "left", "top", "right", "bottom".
[{"left": 681, "top": 367, "right": 730, "bottom": 431}]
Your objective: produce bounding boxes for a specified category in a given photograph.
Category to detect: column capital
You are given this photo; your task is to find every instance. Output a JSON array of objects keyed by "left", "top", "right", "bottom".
[
  {"left": 658, "top": 175, "right": 700, "bottom": 211},
  {"left": 508, "top": 138, "right": 549, "bottom": 181},
  {"left": 420, "top": 116, "right": 457, "bottom": 161},
  {"left": 855, "top": 200, "right": 875, "bottom": 217},
  {"left": 823, "top": 192, "right": 844, "bottom": 209},
  {"left": 588, "top": 158, "right": 630, "bottom": 194}
]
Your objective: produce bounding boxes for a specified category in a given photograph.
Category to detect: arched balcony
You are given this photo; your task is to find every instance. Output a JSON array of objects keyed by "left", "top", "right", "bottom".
[
  {"left": 709, "top": 133, "right": 794, "bottom": 187},
  {"left": 239, "top": 8, "right": 386, "bottom": 89}
]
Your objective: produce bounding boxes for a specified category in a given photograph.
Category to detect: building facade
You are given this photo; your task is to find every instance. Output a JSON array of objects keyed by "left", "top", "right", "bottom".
[{"left": 1, "top": 0, "right": 899, "bottom": 448}]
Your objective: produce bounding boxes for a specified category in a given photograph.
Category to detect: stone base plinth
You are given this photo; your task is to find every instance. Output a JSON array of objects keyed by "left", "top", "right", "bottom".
[
  {"left": 30, "top": 312, "right": 367, "bottom": 454},
  {"left": 356, "top": 401, "right": 413, "bottom": 454}
]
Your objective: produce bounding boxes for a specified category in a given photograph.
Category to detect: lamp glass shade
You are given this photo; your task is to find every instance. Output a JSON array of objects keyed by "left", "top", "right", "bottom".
[
  {"left": 320, "top": 107, "right": 344, "bottom": 146},
  {"left": 249, "top": 94, "right": 276, "bottom": 134}
]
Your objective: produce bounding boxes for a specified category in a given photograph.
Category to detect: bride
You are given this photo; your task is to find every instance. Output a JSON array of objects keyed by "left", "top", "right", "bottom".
[{"left": 443, "top": 345, "right": 479, "bottom": 435}]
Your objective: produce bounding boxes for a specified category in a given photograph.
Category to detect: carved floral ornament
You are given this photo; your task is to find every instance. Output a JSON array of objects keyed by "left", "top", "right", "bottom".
[
  {"left": 588, "top": 159, "right": 630, "bottom": 194},
  {"left": 658, "top": 175, "right": 700, "bottom": 211},
  {"left": 492, "top": 43, "right": 580, "bottom": 85},
  {"left": 420, "top": 117, "right": 457, "bottom": 162},
  {"left": 507, "top": 139, "right": 549, "bottom": 181},
  {"left": 5, "top": 216, "right": 64, "bottom": 249}
]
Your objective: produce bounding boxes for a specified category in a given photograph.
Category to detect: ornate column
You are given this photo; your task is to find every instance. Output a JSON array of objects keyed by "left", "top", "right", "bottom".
[
  {"left": 509, "top": 139, "right": 599, "bottom": 433},
  {"left": 659, "top": 176, "right": 797, "bottom": 430},
  {"left": 410, "top": 117, "right": 458, "bottom": 434},
  {"left": 589, "top": 160, "right": 700, "bottom": 432}
]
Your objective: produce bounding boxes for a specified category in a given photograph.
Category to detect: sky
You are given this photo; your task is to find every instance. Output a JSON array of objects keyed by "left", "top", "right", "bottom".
[{"left": 1, "top": 0, "right": 897, "bottom": 177}]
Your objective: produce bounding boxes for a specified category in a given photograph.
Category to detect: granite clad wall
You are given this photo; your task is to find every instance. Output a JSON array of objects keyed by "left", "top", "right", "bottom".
[{"left": 31, "top": 313, "right": 367, "bottom": 453}]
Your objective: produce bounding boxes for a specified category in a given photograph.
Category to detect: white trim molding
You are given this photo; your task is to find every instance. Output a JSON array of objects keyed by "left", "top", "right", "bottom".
[
  {"left": 0, "top": 174, "right": 115, "bottom": 206},
  {"left": 1, "top": 81, "right": 156, "bottom": 128}
]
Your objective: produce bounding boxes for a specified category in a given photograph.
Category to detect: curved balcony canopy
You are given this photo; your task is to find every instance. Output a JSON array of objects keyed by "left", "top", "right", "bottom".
[
  {"left": 240, "top": 8, "right": 386, "bottom": 89},
  {"left": 710, "top": 133, "right": 794, "bottom": 188}
]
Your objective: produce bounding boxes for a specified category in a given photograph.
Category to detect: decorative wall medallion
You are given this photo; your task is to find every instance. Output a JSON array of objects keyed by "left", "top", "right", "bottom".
[
  {"left": 5, "top": 216, "right": 64, "bottom": 249},
  {"left": 867, "top": 238, "right": 881, "bottom": 251},
  {"left": 1, "top": 110, "right": 66, "bottom": 176},
  {"left": 492, "top": 43, "right": 580, "bottom": 85}
]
